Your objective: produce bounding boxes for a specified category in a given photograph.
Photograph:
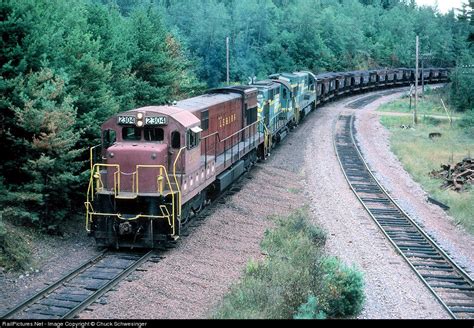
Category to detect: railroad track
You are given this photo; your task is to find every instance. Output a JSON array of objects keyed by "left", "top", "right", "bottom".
[
  {"left": 1, "top": 167, "right": 251, "bottom": 320},
  {"left": 1, "top": 250, "right": 155, "bottom": 319},
  {"left": 346, "top": 88, "right": 407, "bottom": 109},
  {"left": 334, "top": 113, "right": 474, "bottom": 319}
]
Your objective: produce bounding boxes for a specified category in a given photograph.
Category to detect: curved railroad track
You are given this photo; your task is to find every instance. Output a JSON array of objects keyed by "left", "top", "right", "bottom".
[
  {"left": 334, "top": 113, "right": 474, "bottom": 319},
  {"left": 1, "top": 250, "right": 156, "bottom": 319}
]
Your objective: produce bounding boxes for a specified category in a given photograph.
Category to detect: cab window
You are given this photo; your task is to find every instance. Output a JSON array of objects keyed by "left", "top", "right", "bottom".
[
  {"left": 103, "top": 129, "right": 116, "bottom": 148},
  {"left": 122, "top": 127, "right": 141, "bottom": 141},
  {"left": 144, "top": 127, "right": 164, "bottom": 141},
  {"left": 187, "top": 129, "right": 201, "bottom": 150},
  {"left": 171, "top": 131, "right": 181, "bottom": 148}
]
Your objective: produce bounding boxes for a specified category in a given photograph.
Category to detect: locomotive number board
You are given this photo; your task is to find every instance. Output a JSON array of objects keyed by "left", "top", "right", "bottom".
[
  {"left": 117, "top": 116, "right": 136, "bottom": 125},
  {"left": 117, "top": 115, "right": 168, "bottom": 125},
  {"left": 145, "top": 116, "right": 168, "bottom": 125}
]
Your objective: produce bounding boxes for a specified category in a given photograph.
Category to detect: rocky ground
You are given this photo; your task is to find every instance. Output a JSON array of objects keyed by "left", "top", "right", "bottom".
[{"left": 2, "top": 88, "right": 470, "bottom": 319}]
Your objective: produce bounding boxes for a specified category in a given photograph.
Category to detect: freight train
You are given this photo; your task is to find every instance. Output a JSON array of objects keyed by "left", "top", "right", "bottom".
[{"left": 85, "top": 67, "right": 449, "bottom": 248}]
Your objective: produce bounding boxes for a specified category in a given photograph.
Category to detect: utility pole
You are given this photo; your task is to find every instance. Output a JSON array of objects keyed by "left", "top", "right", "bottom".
[
  {"left": 414, "top": 35, "right": 419, "bottom": 125},
  {"left": 226, "top": 36, "right": 230, "bottom": 85}
]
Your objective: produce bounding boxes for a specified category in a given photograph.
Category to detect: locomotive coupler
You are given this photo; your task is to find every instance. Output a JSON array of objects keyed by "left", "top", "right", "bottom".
[{"left": 119, "top": 221, "right": 133, "bottom": 235}]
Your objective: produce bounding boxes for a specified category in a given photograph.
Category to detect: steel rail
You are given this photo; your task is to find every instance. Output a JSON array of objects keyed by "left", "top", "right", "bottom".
[
  {"left": 1, "top": 250, "right": 108, "bottom": 319},
  {"left": 61, "top": 250, "right": 153, "bottom": 319},
  {"left": 333, "top": 111, "right": 473, "bottom": 319},
  {"left": 1, "top": 250, "right": 154, "bottom": 319}
]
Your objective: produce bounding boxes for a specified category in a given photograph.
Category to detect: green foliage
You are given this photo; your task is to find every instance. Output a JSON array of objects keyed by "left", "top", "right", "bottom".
[
  {"left": 128, "top": 5, "right": 204, "bottom": 105},
  {"left": 293, "top": 296, "right": 327, "bottom": 319},
  {"left": 460, "top": 110, "right": 474, "bottom": 136},
  {"left": 450, "top": 67, "right": 474, "bottom": 113},
  {"left": 213, "top": 208, "right": 364, "bottom": 319},
  {"left": 0, "top": 212, "right": 31, "bottom": 270},
  {"left": 0, "top": 0, "right": 202, "bottom": 232},
  {"left": 157, "top": 0, "right": 474, "bottom": 86},
  {"left": 5, "top": 68, "right": 82, "bottom": 228},
  {"left": 318, "top": 257, "right": 365, "bottom": 317}
]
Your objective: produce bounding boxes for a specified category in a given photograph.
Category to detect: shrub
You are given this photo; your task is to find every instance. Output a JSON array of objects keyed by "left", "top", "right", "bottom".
[
  {"left": 294, "top": 295, "right": 327, "bottom": 319},
  {"left": 213, "top": 208, "right": 364, "bottom": 319},
  {"left": 459, "top": 109, "right": 474, "bottom": 137},
  {"left": 422, "top": 116, "right": 442, "bottom": 126},
  {"left": 318, "top": 257, "right": 365, "bottom": 317},
  {"left": 450, "top": 68, "right": 474, "bottom": 113}
]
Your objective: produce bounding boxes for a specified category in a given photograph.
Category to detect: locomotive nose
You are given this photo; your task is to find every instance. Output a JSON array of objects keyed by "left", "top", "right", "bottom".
[{"left": 106, "top": 143, "right": 169, "bottom": 193}]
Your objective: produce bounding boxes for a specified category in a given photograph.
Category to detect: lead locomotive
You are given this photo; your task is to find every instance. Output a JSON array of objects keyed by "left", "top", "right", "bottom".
[{"left": 85, "top": 68, "right": 448, "bottom": 248}]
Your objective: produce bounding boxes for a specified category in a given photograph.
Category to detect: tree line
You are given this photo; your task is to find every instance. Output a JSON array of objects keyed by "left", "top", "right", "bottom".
[
  {"left": 153, "top": 0, "right": 473, "bottom": 86},
  {"left": 0, "top": 0, "right": 472, "bottom": 231},
  {"left": 0, "top": 0, "right": 203, "bottom": 230}
]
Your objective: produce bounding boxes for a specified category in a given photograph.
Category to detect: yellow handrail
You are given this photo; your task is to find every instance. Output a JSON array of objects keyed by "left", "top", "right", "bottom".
[
  {"left": 173, "top": 147, "right": 186, "bottom": 217},
  {"left": 134, "top": 164, "right": 178, "bottom": 236},
  {"left": 89, "top": 144, "right": 101, "bottom": 171},
  {"left": 85, "top": 163, "right": 120, "bottom": 231},
  {"left": 262, "top": 124, "right": 272, "bottom": 156},
  {"left": 87, "top": 164, "right": 120, "bottom": 203},
  {"left": 85, "top": 140, "right": 184, "bottom": 238},
  {"left": 135, "top": 165, "right": 173, "bottom": 194},
  {"left": 85, "top": 200, "right": 173, "bottom": 231}
]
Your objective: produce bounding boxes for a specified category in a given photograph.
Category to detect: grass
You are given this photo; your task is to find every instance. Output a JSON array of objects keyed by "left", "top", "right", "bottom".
[
  {"left": 378, "top": 86, "right": 456, "bottom": 118},
  {"left": 0, "top": 212, "right": 32, "bottom": 271},
  {"left": 212, "top": 207, "right": 365, "bottom": 319},
  {"left": 287, "top": 187, "right": 302, "bottom": 194},
  {"left": 379, "top": 97, "right": 474, "bottom": 234}
]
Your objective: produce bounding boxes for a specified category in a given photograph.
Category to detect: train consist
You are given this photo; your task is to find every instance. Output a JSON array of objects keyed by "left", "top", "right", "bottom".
[{"left": 85, "top": 67, "right": 449, "bottom": 248}]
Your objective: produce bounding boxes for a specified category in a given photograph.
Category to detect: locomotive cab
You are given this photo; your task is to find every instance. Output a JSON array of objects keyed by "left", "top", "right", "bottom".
[
  {"left": 86, "top": 87, "right": 264, "bottom": 249},
  {"left": 86, "top": 106, "right": 201, "bottom": 248}
]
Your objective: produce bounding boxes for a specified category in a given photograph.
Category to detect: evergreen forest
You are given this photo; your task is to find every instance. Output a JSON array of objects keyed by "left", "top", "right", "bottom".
[{"left": 1, "top": 0, "right": 473, "bottom": 232}]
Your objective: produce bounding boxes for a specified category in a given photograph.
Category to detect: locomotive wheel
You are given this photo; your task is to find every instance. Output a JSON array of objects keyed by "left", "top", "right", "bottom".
[
  {"left": 191, "top": 191, "right": 206, "bottom": 214},
  {"left": 181, "top": 203, "right": 192, "bottom": 226}
]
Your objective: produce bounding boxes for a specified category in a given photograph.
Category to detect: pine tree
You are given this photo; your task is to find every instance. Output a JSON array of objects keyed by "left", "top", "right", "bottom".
[
  {"left": 6, "top": 68, "right": 82, "bottom": 229},
  {"left": 129, "top": 4, "right": 202, "bottom": 104}
]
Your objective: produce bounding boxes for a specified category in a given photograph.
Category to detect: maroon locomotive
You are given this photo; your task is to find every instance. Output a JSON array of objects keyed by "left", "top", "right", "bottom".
[
  {"left": 85, "top": 67, "right": 449, "bottom": 249},
  {"left": 86, "top": 86, "right": 264, "bottom": 248}
]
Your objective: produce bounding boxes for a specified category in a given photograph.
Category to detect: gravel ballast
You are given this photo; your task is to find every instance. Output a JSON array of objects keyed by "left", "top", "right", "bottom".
[
  {"left": 355, "top": 96, "right": 474, "bottom": 275},
  {"left": 2, "top": 88, "right": 468, "bottom": 319},
  {"left": 0, "top": 219, "right": 100, "bottom": 314},
  {"left": 302, "top": 91, "right": 451, "bottom": 319}
]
